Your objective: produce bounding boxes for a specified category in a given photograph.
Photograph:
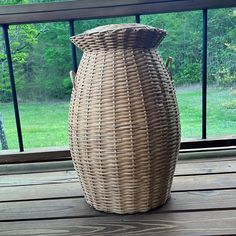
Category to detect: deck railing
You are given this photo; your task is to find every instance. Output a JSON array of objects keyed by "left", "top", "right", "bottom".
[{"left": 1, "top": 0, "right": 236, "bottom": 153}]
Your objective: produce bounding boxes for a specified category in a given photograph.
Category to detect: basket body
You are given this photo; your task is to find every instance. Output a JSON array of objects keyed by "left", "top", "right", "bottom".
[{"left": 69, "top": 24, "right": 180, "bottom": 214}]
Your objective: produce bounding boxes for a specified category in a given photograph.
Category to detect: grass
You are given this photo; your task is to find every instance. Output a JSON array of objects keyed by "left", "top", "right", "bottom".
[
  {"left": 177, "top": 85, "right": 236, "bottom": 139},
  {"left": 1, "top": 102, "right": 69, "bottom": 150},
  {"left": 0, "top": 85, "right": 235, "bottom": 151}
]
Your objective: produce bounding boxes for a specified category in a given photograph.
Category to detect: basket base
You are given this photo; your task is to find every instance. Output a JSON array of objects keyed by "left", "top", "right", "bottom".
[{"left": 85, "top": 195, "right": 171, "bottom": 214}]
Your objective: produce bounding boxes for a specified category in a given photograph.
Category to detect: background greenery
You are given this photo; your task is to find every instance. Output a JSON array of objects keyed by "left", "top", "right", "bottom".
[
  {"left": 0, "top": 0, "right": 235, "bottom": 150},
  {"left": 1, "top": 86, "right": 235, "bottom": 150}
]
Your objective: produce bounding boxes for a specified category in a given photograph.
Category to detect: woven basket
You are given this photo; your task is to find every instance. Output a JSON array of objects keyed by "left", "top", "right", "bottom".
[{"left": 69, "top": 23, "right": 180, "bottom": 214}]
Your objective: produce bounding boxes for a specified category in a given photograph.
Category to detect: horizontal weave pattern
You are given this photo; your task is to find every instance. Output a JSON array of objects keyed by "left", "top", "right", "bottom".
[
  {"left": 70, "top": 23, "right": 166, "bottom": 51},
  {"left": 69, "top": 24, "right": 180, "bottom": 214}
]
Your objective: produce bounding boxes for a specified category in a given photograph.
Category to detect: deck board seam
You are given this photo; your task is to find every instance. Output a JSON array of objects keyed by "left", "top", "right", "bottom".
[
  {"left": 1, "top": 188, "right": 236, "bottom": 202},
  {"left": 2, "top": 170, "right": 236, "bottom": 177},
  {"left": 1, "top": 207, "right": 236, "bottom": 223}
]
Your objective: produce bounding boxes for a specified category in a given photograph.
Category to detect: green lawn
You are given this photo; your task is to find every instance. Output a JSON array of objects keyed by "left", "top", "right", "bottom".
[
  {"left": 0, "top": 86, "right": 235, "bottom": 151},
  {"left": 1, "top": 102, "right": 69, "bottom": 150},
  {"left": 177, "top": 85, "right": 236, "bottom": 139}
]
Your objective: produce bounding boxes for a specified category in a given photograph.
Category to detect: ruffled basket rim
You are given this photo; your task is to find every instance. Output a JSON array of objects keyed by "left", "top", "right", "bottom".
[{"left": 70, "top": 23, "right": 166, "bottom": 40}]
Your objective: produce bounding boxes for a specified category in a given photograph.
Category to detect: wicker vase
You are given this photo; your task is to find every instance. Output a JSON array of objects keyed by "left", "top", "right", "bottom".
[{"left": 69, "top": 24, "right": 180, "bottom": 214}]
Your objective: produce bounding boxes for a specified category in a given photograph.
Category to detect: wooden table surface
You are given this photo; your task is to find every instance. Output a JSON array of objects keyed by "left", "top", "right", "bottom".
[{"left": 0, "top": 157, "right": 236, "bottom": 236}]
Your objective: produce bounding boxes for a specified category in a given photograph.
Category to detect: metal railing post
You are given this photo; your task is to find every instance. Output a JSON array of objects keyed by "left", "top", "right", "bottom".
[
  {"left": 135, "top": 15, "right": 141, "bottom": 23},
  {"left": 2, "top": 24, "right": 24, "bottom": 152},
  {"left": 202, "top": 9, "right": 208, "bottom": 139},
  {"left": 69, "top": 20, "right": 78, "bottom": 72}
]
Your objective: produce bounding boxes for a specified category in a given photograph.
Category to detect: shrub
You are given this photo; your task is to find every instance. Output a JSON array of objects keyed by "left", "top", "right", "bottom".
[
  {"left": 174, "top": 63, "right": 201, "bottom": 85},
  {"left": 213, "top": 67, "right": 236, "bottom": 87}
]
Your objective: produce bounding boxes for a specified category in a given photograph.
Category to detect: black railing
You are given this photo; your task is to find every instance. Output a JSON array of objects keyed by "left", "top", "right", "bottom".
[
  {"left": 2, "top": 25, "right": 24, "bottom": 152},
  {"left": 1, "top": 0, "right": 236, "bottom": 152},
  {"left": 69, "top": 19, "right": 78, "bottom": 73},
  {"left": 202, "top": 9, "right": 208, "bottom": 140}
]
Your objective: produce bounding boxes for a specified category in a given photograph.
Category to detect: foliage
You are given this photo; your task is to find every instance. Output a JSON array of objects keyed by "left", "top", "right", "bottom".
[
  {"left": 1, "top": 86, "right": 235, "bottom": 149},
  {"left": 0, "top": 24, "right": 40, "bottom": 101},
  {"left": 207, "top": 9, "right": 236, "bottom": 86},
  {"left": 214, "top": 67, "right": 236, "bottom": 87},
  {"left": 0, "top": 4, "right": 235, "bottom": 101},
  {"left": 223, "top": 100, "right": 236, "bottom": 109}
]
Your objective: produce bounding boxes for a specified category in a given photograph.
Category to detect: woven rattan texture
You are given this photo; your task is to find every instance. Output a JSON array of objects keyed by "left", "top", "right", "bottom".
[
  {"left": 69, "top": 24, "right": 180, "bottom": 214},
  {"left": 70, "top": 24, "right": 166, "bottom": 51}
]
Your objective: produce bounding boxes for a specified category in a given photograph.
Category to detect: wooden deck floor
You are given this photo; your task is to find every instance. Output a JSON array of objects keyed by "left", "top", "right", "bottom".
[{"left": 0, "top": 157, "right": 236, "bottom": 235}]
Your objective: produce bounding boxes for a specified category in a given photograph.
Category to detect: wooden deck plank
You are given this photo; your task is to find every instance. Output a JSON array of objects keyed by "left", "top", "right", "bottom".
[
  {"left": 0, "top": 210, "right": 235, "bottom": 236},
  {"left": 1, "top": 147, "right": 235, "bottom": 165},
  {"left": 0, "top": 171, "right": 77, "bottom": 187},
  {"left": 172, "top": 173, "right": 236, "bottom": 191},
  {"left": 0, "top": 158, "right": 236, "bottom": 235},
  {"left": 0, "top": 161, "right": 73, "bottom": 175},
  {"left": 175, "top": 160, "right": 236, "bottom": 176},
  {"left": 1, "top": 170, "right": 236, "bottom": 193},
  {"left": 0, "top": 182, "right": 83, "bottom": 202},
  {"left": 0, "top": 189, "right": 236, "bottom": 221},
  {"left": 1, "top": 158, "right": 236, "bottom": 176},
  {"left": 1, "top": 171, "right": 236, "bottom": 202}
]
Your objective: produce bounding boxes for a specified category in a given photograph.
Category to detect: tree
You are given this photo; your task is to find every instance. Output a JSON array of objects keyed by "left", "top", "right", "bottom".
[
  {"left": 0, "top": 2, "right": 235, "bottom": 101},
  {"left": 0, "top": 24, "right": 40, "bottom": 102}
]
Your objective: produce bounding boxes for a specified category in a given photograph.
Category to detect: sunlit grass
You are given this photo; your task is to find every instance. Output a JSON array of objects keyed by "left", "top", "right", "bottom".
[{"left": 0, "top": 86, "right": 235, "bottom": 151}]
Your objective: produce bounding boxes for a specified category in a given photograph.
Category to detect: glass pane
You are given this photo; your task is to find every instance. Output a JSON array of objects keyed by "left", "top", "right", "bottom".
[
  {"left": 142, "top": 11, "right": 202, "bottom": 140},
  {"left": 7, "top": 22, "right": 71, "bottom": 150},
  {"left": 207, "top": 8, "right": 236, "bottom": 138},
  {"left": 1, "top": 17, "right": 136, "bottom": 151},
  {"left": 0, "top": 104, "right": 19, "bottom": 151},
  {"left": 0, "top": 31, "right": 19, "bottom": 152}
]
